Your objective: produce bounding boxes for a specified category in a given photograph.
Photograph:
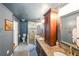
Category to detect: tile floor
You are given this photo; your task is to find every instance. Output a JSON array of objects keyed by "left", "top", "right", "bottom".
[{"left": 13, "top": 43, "right": 37, "bottom": 56}]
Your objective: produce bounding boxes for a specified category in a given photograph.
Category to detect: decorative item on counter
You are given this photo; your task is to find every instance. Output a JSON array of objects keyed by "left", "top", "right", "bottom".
[
  {"left": 56, "top": 42, "right": 61, "bottom": 47},
  {"left": 76, "top": 38, "right": 79, "bottom": 47},
  {"left": 72, "top": 28, "right": 77, "bottom": 43}
]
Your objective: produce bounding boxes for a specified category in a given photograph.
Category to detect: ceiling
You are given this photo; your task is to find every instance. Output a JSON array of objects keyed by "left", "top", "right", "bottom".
[{"left": 3, "top": 3, "right": 67, "bottom": 21}]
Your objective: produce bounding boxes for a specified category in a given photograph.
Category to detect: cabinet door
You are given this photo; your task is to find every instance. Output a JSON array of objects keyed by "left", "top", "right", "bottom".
[
  {"left": 36, "top": 40, "right": 40, "bottom": 56},
  {"left": 44, "top": 13, "right": 50, "bottom": 43},
  {"left": 50, "top": 16, "right": 57, "bottom": 46}
]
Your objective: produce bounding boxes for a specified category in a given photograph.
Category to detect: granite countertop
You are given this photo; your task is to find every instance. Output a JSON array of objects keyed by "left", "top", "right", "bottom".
[
  {"left": 61, "top": 41, "right": 79, "bottom": 51},
  {"left": 36, "top": 37, "right": 67, "bottom": 56}
]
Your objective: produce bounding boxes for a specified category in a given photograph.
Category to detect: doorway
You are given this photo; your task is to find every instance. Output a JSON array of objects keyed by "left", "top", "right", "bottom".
[{"left": 13, "top": 20, "right": 19, "bottom": 47}]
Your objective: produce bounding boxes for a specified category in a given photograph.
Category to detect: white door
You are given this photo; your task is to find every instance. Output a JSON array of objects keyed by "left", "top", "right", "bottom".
[{"left": 13, "top": 20, "right": 19, "bottom": 46}]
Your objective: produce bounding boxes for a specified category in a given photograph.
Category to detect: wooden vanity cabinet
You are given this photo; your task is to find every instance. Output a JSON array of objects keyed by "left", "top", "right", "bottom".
[
  {"left": 44, "top": 8, "right": 58, "bottom": 46},
  {"left": 36, "top": 40, "right": 47, "bottom": 56}
]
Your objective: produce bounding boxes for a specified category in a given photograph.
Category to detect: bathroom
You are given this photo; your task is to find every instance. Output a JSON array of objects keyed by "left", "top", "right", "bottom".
[{"left": 0, "top": 3, "right": 79, "bottom": 56}]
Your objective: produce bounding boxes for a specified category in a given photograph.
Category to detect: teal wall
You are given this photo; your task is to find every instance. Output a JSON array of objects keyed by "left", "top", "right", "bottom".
[{"left": 20, "top": 21, "right": 28, "bottom": 42}]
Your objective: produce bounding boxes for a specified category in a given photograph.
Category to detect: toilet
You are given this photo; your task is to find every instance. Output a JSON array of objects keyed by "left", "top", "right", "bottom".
[{"left": 22, "top": 33, "right": 26, "bottom": 43}]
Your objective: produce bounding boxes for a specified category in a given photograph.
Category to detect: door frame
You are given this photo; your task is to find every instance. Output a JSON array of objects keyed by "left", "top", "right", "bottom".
[{"left": 13, "top": 20, "right": 19, "bottom": 47}]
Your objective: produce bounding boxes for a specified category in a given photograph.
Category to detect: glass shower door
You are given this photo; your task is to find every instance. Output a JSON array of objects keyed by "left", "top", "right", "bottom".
[
  {"left": 27, "top": 22, "right": 37, "bottom": 45},
  {"left": 28, "top": 30, "right": 35, "bottom": 44}
]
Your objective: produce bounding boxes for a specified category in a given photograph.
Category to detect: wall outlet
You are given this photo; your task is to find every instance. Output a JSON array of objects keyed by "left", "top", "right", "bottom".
[{"left": 7, "top": 50, "right": 9, "bottom": 55}]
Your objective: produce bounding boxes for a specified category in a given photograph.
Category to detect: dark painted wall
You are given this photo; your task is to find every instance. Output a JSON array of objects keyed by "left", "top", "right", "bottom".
[
  {"left": 20, "top": 21, "right": 28, "bottom": 42},
  {"left": 61, "top": 11, "right": 79, "bottom": 44},
  {"left": 20, "top": 21, "right": 28, "bottom": 34},
  {"left": 0, "top": 4, "right": 13, "bottom": 56}
]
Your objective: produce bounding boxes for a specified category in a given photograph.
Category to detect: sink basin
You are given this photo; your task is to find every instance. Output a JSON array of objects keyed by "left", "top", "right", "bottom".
[{"left": 53, "top": 52, "right": 67, "bottom": 56}]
